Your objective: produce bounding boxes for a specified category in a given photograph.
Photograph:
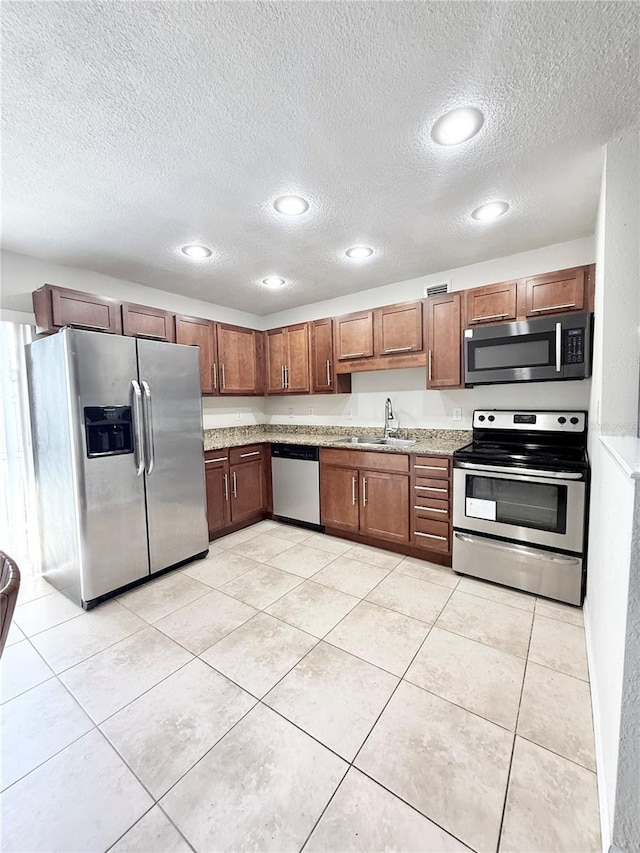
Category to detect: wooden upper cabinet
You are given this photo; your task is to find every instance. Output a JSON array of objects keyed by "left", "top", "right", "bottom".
[
  {"left": 266, "top": 328, "right": 288, "bottom": 393},
  {"left": 374, "top": 301, "right": 423, "bottom": 356},
  {"left": 335, "top": 311, "right": 374, "bottom": 360},
  {"left": 33, "top": 284, "right": 122, "bottom": 335},
  {"left": 426, "top": 293, "right": 462, "bottom": 389},
  {"left": 265, "top": 324, "right": 310, "bottom": 394},
  {"left": 519, "top": 267, "right": 586, "bottom": 318},
  {"left": 285, "top": 323, "right": 311, "bottom": 393},
  {"left": 175, "top": 315, "right": 215, "bottom": 395},
  {"left": 464, "top": 281, "right": 517, "bottom": 327},
  {"left": 311, "top": 318, "right": 334, "bottom": 393},
  {"left": 217, "top": 324, "right": 262, "bottom": 395},
  {"left": 122, "top": 302, "right": 175, "bottom": 342}
]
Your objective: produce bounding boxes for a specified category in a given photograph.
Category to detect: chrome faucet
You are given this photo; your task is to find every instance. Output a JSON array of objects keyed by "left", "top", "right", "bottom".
[{"left": 384, "top": 397, "right": 399, "bottom": 438}]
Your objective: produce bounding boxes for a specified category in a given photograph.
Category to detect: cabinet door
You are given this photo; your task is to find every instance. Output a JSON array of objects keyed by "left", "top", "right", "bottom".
[
  {"left": 465, "top": 281, "right": 517, "bottom": 326},
  {"left": 375, "top": 301, "right": 423, "bottom": 356},
  {"left": 521, "top": 268, "right": 586, "bottom": 317},
  {"left": 175, "top": 315, "right": 216, "bottom": 395},
  {"left": 360, "top": 471, "right": 409, "bottom": 544},
  {"left": 122, "top": 303, "right": 175, "bottom": 342},
  {"left": 285, "top": 324, "right": 311, "bottom": 393},
  {"left": 426, "top": 293, "right": 462, "bottom": 389},
  {"left": 266, "top": 329, "right": 287, "bottom": 393},
  {"left": 336, "top": 311, "right": 374, "bottom": 360},
  {"left": 217, "top": 324, "right": 260, "bottom": 395},
  {"left": 205, "top": 458, "right": 230, "bottom": 537},
  {"left": 320, "top": 465, "right": 360, "bottom": 533},
  {"left": 49, "top": 286, "right": 121, "bottom": 334},
  {"left": 230, "top": 459, "right": 266, "bottom": 523},
  {"left": 311, "top": 319, "right": 334, "bottom": 393}
]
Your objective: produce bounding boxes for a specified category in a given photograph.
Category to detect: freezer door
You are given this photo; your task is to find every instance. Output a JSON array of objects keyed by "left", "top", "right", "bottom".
[
  {"left": 70, "top": 329, "right": 150, "bottom": 602},
  {"left": 137, "top": 339, "right": 208, "bottom": 573}
]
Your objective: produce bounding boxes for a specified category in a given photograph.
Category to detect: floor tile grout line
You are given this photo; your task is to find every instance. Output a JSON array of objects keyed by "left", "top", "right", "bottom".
[
  {"left": 297, "top": 765, "right": 352, "bottom": 853},
  {"left": 512, "top": 732, "right": 598, "bottom": 775},
  {"left": 494, "top": 597, "right": 536, "bottom": 853},
  {"left": 116, "top": 578, "right": 212, "bottom": 625}
]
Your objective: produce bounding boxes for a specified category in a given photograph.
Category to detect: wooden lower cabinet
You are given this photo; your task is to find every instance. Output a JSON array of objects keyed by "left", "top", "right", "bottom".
[
  {"left": 320, "top": 465, "right": 360, "bottom": 533},
  {"left": 320, "top": 450, "right": 410, "bottom": 547},
  {"left": 204, "top": 445, "right": 267, "bottom": 539},
  {"left": 360, "top": 470, "right": 409, "bottom": 543},
  {"left": 410, "top": 455, "right": 452, "bottom": 555}
]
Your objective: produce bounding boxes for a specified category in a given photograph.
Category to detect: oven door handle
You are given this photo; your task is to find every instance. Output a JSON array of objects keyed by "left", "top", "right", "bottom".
[
  {"left": 454, "top": 532, "right": 582, "bottom": 564},
  {"left": 454, "top": 461, "right": 583, "bottom": 480}
]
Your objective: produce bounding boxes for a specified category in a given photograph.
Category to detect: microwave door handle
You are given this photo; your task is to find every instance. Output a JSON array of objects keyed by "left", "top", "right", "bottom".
[
  {"left": 141, "top": 380, "right": 155, "bottom": 475},
  {"left": 555, "top": 322, "right": 562, "bottom": 372}
]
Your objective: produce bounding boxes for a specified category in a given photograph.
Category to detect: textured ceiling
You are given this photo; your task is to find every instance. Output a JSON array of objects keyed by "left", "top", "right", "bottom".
[{"left": 2, "top": 1, "right": 639, "bottom": 314}]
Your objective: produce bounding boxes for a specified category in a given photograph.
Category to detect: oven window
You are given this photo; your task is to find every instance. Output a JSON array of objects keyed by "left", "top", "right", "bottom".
[
  {"left": 466, "top": 475, "right": 567, "bottom": 534},
  {"left": 469, "top": 332, "right": 554, "bottom": 371}
]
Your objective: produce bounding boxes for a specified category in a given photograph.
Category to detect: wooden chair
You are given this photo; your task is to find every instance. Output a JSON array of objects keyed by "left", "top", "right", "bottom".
[{"left": 0, "top": 551, "right": 21, "bottom": 658}]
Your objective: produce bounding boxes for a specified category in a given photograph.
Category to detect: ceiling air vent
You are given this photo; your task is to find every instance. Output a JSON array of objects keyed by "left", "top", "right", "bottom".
[{"left": 423, "top": 282, "right": 449, "bottom": 297}]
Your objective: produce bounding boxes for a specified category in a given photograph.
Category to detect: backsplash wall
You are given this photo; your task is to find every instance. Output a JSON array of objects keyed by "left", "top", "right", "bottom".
[{"left": 264, "top": 369, "right": 593, "bottom": 431}]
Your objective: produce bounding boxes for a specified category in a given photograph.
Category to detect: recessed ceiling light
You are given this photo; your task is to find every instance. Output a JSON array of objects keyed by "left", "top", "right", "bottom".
[
  {"left": 431, "top": 107, "right": 484, "bottom": 146},
  {"left": 273, "top": 195, "right": 309, "bottom": 215},
  {"left": 261, "top": 276, "right": 286, "bottom": 288},
  {"left": 345, "top": 246, "right": 374, "bottom": 260},
  {"left": 181, "top": 244, "right": 212, "bottom": 259},
  {"left": 471, "top": 201, "right": 510, "bottom": 221}
]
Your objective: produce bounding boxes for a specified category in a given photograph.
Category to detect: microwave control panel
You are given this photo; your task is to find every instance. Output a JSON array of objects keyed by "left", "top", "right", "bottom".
[{"left": 563, "top": 328, "right": 585, "bottom": 364}]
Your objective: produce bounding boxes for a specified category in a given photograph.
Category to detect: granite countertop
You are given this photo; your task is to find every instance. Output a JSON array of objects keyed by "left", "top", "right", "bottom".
[{"left": 203, "top": 424, "right": 471, "bottom": 455}]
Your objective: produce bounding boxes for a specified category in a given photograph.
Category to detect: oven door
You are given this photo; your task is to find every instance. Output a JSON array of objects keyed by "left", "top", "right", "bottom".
[{"left": 453, "top": 464, "right": 586, "bottom": 553}]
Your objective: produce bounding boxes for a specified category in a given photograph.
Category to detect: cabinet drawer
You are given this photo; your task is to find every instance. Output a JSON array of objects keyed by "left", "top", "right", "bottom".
[
  {"left": 413, "top": 456, "right": 450, "bottom": 478},
  {"left": 204, "top": 450, "right": 229, "bottom": 468},
  {"left": 413, "top": 518, "right": 450, "bottom": 552},
  {"left": 229, "top": 444, "right": 265, "bottom": 466},
  {"left": 413, "top": 497, "right": 449, "bottom": 519},
  {"left": 321, "top": 448, "right": 409, "bottom": 473},
  {"left": 414, "top": 477, "right": 449, "bottom": 498}
]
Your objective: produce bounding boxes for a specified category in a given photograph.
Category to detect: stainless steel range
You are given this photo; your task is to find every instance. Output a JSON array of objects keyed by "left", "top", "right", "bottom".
[{"left": 452, "top": 410, "right": 589, "bottom": 605}]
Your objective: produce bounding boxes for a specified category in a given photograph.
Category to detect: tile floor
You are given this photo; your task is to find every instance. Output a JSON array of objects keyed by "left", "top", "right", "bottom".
[{"left": 1, "top": 519, "right": 601, "bottom": 853}]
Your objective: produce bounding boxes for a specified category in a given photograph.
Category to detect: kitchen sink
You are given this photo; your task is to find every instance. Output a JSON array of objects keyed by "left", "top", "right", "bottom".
[{"left": 332, "top": 436, "right": 417, "bottom": 448}]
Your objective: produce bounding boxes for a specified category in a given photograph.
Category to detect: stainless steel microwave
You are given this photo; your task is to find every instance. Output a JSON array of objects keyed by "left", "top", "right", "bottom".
[{"left": 464, "top": 311, "right": 593, "bottom": 385}]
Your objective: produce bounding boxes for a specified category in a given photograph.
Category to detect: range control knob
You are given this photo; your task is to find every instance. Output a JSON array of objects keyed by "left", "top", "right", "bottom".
[
  {"left": 570, "top": 416, "right": 580, "bottom": 425},
  {"left": 488, "top": 415, "right": 495, "bottom": 422},
  {"left": 558, "top": 416, "right": 567, "bottom": 424},
  {"left": 478, "top": 415, "right": 486, "bottom": 422}
]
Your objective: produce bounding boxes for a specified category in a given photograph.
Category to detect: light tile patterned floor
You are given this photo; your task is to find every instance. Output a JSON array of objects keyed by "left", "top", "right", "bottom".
[{"left": 0, "top": 521, "right": 601, "bottom": 853}]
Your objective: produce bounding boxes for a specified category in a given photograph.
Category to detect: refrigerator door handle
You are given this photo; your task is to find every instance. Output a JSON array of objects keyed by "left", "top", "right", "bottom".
[
  {"left": 141, "top": 380, "right": 155, "bottom": 475},
  {"left": 131, "top": 380, "right": 145, "bottom": 476}
]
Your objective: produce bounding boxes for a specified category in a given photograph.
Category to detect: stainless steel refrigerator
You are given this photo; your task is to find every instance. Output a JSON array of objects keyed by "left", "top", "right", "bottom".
[{"left": 27, "top": 327, "right": 209, "bottom": 608}]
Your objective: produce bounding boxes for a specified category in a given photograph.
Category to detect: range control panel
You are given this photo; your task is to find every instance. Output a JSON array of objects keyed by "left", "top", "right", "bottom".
[{"left": 473, "top": 410, "right": 587, "bottom": 432}]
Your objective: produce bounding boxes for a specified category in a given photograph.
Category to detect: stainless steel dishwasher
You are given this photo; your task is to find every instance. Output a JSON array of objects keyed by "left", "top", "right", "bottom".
[{"left": 270, "top": 444, "right": 322, "bottom": 529}]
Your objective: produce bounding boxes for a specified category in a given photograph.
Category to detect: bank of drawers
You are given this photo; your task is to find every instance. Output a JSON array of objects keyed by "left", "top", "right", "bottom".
[{"left": 412, "top": 455, "right": 451, "bottom": 554}]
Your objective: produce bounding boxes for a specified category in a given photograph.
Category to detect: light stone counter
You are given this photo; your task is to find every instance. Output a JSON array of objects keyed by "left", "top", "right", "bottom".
[{"left": 203, "top": 424, "right": 471, "bottom": 456}]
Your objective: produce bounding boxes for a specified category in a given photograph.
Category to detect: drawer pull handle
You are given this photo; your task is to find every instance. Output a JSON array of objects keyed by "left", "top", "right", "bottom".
[
  {"left": 470, "top": 312, "right": 509, "bottom": 322},
  {"left": 529, "top": 302, "right": 576, "bottom": 314},
  {"left": 341, "top": 351, "right": 366, "bottom": 358},
  {"left": 415, "top": 486, "right": 447, "bottom": 493},
  {"left": 384, "top": 346, "right": 413, "bottom": 353},
  {"left": 414, "top": 506, "right": 448, "bottom": 513},
  {"left": 205, "top": 456, "right": 228, "bottom": 464},
  {"left": 414, "top": 464, "right": 447, "bottom": 470},
  {"left": 240, "top": 451, "right": 261, "bottom": 458},
  {"left": 415, "top": 532, "right": 448, "bottom": 541}
]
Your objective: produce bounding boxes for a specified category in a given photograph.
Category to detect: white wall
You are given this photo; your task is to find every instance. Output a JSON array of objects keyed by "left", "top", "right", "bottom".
[
  {"left": 201, "top": 397, "right": 265, "bottom": 429},
  {"left": 0, "top": 250, "right": 261, "bottom": 329},
  {"left": 585, "top": 127, "right": 640, "bottom": 852}
]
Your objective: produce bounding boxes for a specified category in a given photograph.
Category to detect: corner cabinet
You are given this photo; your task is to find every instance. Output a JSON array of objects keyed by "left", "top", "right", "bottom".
[
  {"left": 425, "top": 293, "right": 462, "bottom": 389},
  {"left": 265, "top": 324, "right": 311, "bottom": 394},
  {"left": 175, "top": 315, "right": 216, "bottom": 395},
  {"left": 204, "top": 444, "right": 268, "bottom": 539},
  {"left": 216, "top": 324, "right": 264, "bottom": 395}
]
